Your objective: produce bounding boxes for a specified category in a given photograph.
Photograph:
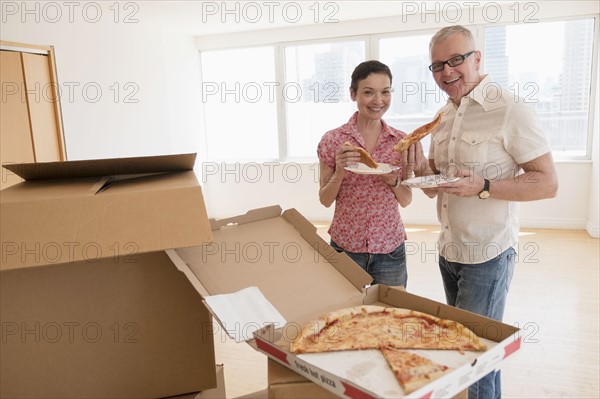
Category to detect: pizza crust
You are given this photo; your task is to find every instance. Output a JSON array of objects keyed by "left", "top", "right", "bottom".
[{"left": 394, "top": 112, "right": 443, "bottom": 153}]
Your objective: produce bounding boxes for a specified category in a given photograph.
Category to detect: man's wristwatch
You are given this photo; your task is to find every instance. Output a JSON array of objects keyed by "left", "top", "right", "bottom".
[{"left": 478, "top": 179, "right": 490, "bottom": 199}]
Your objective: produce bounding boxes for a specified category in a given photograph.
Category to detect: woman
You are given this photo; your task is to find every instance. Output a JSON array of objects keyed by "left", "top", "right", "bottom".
[{"left": 317, "top": 60, "right": 419, "bottom": 287}]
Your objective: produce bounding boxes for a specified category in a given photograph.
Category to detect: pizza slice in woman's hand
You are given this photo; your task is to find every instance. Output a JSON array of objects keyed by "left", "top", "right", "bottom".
[{"left": 343, "top": 141, "right": 378, "bottom": 169}]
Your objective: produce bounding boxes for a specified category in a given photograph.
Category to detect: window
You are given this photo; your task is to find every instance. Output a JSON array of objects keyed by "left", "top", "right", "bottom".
[
  {"left": 200, "top": 47, "right": 278, "bottom": 161},
  {"left": 379, "top": 34, "right": 446, "bottom": 153},
  {"left": 484, "top": 19, "right": 595, "bottom": 158},
  {"left": 284, "top": 40, "right": 365, "bottom": 160},
  {"left": 199, "top": 16, "right": 597, "bottom": 162}
]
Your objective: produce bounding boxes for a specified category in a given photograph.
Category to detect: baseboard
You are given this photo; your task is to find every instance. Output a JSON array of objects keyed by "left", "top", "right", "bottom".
[
  {"left": 518, "top": 217, "right": 587, "bottom": 230},
  {"left": 403, "top": 217, "right": 589, "bottom": 231},
  {"left": 586, "top": 220, "right": 600, "bottom": 238},
  {"left": 403, "top": 217, "right": 439, "bottom": 226}
]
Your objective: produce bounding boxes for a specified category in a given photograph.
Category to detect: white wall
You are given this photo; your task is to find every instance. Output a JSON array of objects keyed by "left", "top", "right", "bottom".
[
  {"left": 2, "top": 1, "right": 598, "bottom": 235},
  {"left": 198, "top": 161, "right": 594, "bottom": 231},
  {"left": 1, "top": 2, "right": 202, "bottom": 160}
]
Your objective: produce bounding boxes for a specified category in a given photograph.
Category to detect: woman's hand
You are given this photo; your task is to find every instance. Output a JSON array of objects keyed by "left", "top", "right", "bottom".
[
  {"left": 335, "top": 142, "right": 361, "bottom": 177},
  {"left": 383, "top": 170, "right": 412, "bottom": 207},
  {"left": 319, "top": 142, "right": 361, "bottom": 208},
  {"left": 380, "top": 171, "right": 398, "bottom": 187}
]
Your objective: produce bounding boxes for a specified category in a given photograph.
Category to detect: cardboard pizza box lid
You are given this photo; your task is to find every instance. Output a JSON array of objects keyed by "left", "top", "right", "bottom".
[{"left": 169, "top": 205, "right": 373, "bottom": 330}]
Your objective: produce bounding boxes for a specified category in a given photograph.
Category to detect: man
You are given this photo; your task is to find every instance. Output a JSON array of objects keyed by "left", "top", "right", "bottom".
[{"left": 424, "top": 25, "right": 558, "bottom": 398}]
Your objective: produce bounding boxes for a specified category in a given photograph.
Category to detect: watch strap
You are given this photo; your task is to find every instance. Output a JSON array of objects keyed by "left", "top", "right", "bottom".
[{"left": 478, "top": 179, "right": 490, "bottom": 199}]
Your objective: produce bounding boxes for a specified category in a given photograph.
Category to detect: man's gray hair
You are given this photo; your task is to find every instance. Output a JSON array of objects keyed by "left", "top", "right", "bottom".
[{"left": 429, "top": 25, "right": 476, "bottom": 50}]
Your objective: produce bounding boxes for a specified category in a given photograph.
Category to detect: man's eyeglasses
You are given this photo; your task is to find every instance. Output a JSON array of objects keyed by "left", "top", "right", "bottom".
[{"left": 428, "top": 51, "right": 476, "bottom": 72}]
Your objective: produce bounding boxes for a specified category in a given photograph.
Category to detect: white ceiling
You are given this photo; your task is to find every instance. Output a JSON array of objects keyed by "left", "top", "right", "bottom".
[{"left": 139, "top": 1, "right": 417, "bottom": 35}]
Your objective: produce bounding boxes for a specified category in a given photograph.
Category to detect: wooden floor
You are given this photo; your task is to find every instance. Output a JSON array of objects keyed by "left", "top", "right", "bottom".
[{"left": 213, "top": 226, "right": 600, "bottom": 398}]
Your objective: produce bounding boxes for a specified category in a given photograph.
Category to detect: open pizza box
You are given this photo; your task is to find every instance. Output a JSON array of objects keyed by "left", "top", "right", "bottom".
[{"left": 167, "top": 206, "right": 521, "bottom": 398}]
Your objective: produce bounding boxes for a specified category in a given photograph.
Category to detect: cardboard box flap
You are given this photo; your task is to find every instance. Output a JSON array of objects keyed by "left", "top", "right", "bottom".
[
  {"left": 174, "top": 207, "right": 372, "bottom": 326},
  {"left": 0, "top": 177, "right": 110, "bottom": 203},
  {"left": 281, "top": 208, "right": 373, "bottom": 291},
  {"left": 1, "top": 160, "right": 212, "bottom": 271},
  {"left": 0, "top": 167, "right": 202, "bottom": 204},
  {"left": 209, "top": 205, "right": 282, "bottom": 230},
  {"left": 3, "top": 153, "right": 196, "bottom": 181}
]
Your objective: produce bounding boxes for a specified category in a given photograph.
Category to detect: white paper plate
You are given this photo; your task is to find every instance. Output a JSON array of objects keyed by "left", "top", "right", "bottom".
[
  {"left": 344, "top": 163, "right": 399, "bottom": 175},
  {"left": 402, "top": 174, "right": 460, "bottom": 188}
]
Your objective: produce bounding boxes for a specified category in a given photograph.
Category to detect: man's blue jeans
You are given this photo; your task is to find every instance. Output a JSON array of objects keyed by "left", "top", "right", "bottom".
[
  {"left": 330, "top": 241, "right": 408, "bottom": 287},
  {"left": 439, "top": 247, "right": 516, "bottom": 399}
]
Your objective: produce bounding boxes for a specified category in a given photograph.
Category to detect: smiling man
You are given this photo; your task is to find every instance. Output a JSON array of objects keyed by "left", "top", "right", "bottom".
[{"left": 424, "top": 25, "right": 558, "bottom": 399}]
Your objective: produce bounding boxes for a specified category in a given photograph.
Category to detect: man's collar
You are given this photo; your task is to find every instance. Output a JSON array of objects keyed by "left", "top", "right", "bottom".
[{"left": 466, "top": 74, "right": 507, "bottom": 111}]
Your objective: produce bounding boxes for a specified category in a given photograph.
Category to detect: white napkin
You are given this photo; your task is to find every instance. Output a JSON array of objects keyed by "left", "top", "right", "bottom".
[{"left": 204, "top": 286, "right": 287, "bottom": 343}]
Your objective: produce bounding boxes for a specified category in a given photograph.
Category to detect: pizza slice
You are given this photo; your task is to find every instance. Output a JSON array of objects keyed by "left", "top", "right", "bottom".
[
  {"left": 343, "top": 141, "right": 378, "bottom": 169},
  {"left": 290, "top": 306, "right": 383, "bottom": 354},
  {"left": 394, "top": 112, "right": 443, "bottom": 153},
  {"left": 382, "top": 309, "right": 488, "bottom": 352},
  {"left": 380, "top": 345, "right": 451, "bottom": 394}
]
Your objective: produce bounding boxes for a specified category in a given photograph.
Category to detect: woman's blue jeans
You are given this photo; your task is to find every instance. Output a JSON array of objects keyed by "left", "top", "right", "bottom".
[{"left": 330, "top": 241, "right": 408, "bottom": 288}]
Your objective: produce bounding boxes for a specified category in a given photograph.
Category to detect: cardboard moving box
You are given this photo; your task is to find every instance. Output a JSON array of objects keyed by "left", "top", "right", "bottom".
[
  {"left": 1, "top": 153, "right": 217, "bottom": 398},
  {"left": 168, "top": 206, "right": 521, "bottom": 398},
  {"left": 168, "top": 364, "right": 226, "bottom": 399},
  {"left": 268, "top": 358, "right": 336, "bottom": 399}
]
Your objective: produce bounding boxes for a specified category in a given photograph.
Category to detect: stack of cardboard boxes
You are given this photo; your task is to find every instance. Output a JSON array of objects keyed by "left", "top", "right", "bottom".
[
  {"left": 0, "top": 154, "right": 219, "bottom": 398},
  {"left": 1, "top": 154, "right": 520, "bottom": 398}
]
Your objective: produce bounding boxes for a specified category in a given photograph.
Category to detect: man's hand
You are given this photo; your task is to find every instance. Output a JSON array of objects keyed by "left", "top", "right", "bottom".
[
  {"left": 399, "top": 140, "right": 428, "bottom": 180},
  {"left": 437, "top": 169, "right": 484, "bottom": 197}
]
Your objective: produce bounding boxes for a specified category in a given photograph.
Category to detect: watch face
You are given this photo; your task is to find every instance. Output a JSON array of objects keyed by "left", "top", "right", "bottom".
[{"left": 479, "top": 191, "right": 490, "bottom": 199}]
